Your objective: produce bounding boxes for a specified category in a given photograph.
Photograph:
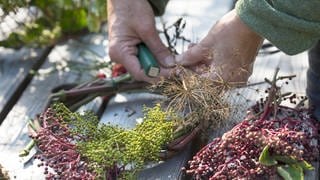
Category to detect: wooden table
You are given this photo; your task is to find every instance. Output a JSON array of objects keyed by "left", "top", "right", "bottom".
[
  {"left": 0, "top": 0, "right": 318, "bottom": 179},
  {"left": 1, "top": 39, "right": 318, "bottom": 180}
]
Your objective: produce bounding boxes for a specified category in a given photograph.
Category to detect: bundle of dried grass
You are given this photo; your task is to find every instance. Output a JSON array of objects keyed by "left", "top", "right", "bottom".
[{"left": 152, "top": 67, "right": 232, "bottom": 134}]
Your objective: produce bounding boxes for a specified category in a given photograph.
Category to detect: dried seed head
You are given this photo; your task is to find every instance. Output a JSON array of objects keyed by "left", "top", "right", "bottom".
[{"left": 152, "top": 66, "right": 232, "bottom": 130}]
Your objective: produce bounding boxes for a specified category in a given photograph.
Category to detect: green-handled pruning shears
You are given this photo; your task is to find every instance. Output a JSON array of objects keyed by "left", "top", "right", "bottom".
[{"left": 137, "top": 43, "right": 160, "bottom": 77}]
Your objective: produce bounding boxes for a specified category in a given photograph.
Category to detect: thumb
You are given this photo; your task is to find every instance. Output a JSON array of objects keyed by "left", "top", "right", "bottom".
[
  {"left": 140, "top": 30, "right": 175, "bottom": 67},
  {"left": 175, "top": 44, "right": 210, "bottom": 66}
]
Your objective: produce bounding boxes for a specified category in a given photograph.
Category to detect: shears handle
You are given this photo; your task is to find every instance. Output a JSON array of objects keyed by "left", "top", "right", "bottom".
[{"left": 137, "top": 43, "right": 160, "bottom": 77}]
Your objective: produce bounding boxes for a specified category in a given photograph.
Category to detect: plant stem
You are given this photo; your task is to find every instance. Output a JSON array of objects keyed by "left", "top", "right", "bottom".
[
  {"left": 50, "top": 74, "right": 133, "bottom": 99},
  {"left": 113, "top": 73, "right": 132, "bottom": 83},
  {"left": 19, "top": 140, "right": 35, "bottom": 157},
  {"left": 260, "top": 68, "right": 280, "bottom": 120},
  {"left": 169, "top": 126, "right": 201, "bottom": 151},
  {"left": 68, "top": 94, "right": 100, "bottom": 111}
]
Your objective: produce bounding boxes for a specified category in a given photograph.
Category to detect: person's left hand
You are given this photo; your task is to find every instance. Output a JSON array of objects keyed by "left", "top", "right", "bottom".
[{"left": 173, "top": 10, "right": 264, "bottom": 86}]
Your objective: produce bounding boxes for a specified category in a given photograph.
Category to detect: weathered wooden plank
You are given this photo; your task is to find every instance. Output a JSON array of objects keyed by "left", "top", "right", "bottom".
[
  {"left": 0, "top": 48, "right": 40, "bottom": 111},
  {"left": 0, "top": 47, "right": 52, "bottom": 123},
  {"left": 0, "top": 6, "right": 51, "bottom": 122},
  {"left": 0, "top": 34, "right": 108, "bottom": 179},
  {"left": 235, "top": 51, "right": 309, "bottom": 107}
]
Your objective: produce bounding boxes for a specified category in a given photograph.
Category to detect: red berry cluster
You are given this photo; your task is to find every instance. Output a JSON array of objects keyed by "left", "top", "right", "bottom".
[
  {"left": 111, "top": 64, "right": 127, "bottom": 77},
  {"left": 31, "top": 108, "right": 95, "bottom": 180},
  {"left": 184, "top": 105, "right": 319, "bottom": 179}
]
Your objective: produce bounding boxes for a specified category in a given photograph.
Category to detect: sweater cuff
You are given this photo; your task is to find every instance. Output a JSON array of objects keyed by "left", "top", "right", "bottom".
[
  {"left": 235, "top": 0, "right": 320, "bottom": 55},
  {"left": 148, "top": 0, "right": 169, "bottom": 16}
]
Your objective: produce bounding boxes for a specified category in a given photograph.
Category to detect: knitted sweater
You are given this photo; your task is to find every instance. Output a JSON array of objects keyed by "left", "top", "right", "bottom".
[
  {"left": 236, "top": 0, "right": 320, "bottom": 55},
  {"left": 148, "top": 0, "right": 169, "bottom": 16},
  {"left": 149, "top": 0, "right": 320, "bottom": 55}
]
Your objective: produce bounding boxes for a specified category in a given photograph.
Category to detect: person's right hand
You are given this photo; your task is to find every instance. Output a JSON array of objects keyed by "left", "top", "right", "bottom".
[{"left": 107, "top": 0, "right": 175, "bottom": 83}]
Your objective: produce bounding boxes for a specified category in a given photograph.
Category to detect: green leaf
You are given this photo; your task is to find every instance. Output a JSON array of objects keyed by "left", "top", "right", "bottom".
[
  {"left": 277, "top": 165, "right": 304, "bottom": 180},
  {"left": 0, "top": 33, "right": 23, "bottom": 48},
  {"left": 296, "top": 160, "right": 314, "bottom": 171},
  {"left": 274, "top": 155, "right": 314, "bottom": 170},
  {"left": 30, "top": 0, "right": 52, "bottom": 9},
  {"left": 0, "top": 21, "right": 56, "bottom": 48},
  {"left": 97, "top": 0, "right": 108, "bottom": 19},
  {"left": 87, "top": 13, "right": 101, "bottom": 32},
  {"left": 56, "top": 0, "right": 75, "bottom": 10},
  {"left": 1, "top": 0, "right": 107, "bottom": 47},
  {"left": 274, "top": 155, "right": 298, "bottom": 164},
  {"left": 0, "top": 0, "right": 28, "bottom": 14},
  {"left": 60, "top": 9, "right": 87, "bottom": 33},
  {"left": 259, "top": 145, "right": 278, "bottom": 166}
]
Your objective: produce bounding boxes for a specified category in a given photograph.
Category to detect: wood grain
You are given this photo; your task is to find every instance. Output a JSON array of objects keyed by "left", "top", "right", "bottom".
[{"left": 0, "top": 48, "right": 44, "bottom": 122}]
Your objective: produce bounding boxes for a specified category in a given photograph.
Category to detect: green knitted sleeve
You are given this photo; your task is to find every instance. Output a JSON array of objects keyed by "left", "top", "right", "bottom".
[
  {"left": 236, "top": 0, "right": 320, "bottom": 55},
  {"left": 148, "top": 0, "right": 169, "bottom": 16}
]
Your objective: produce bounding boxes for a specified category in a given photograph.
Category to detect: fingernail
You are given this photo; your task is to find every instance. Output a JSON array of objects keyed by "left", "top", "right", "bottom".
[
  {"left": 174, "top": 54, "right": 184, "bottom": 64},
  {"left": 163, "top": 55, "right": 176, "bottom": 67}
]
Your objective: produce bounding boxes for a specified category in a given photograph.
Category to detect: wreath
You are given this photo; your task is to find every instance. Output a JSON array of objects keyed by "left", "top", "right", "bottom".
[{"left": 20, "top": 65, "right": 232, "bottom": 179}]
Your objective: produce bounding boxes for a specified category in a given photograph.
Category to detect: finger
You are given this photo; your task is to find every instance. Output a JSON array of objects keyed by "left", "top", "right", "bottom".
[
  {"left": 189, "top": 63, "right": 210, "bottom": 74},
  {"left": 140, "top": 29, "right": 175, "bottom": 67},
  {"left": 174, "top": 44, "right": 211, "bottom": 66},
  {"left": 158, "top": 66, "right": 174, "bottom": 78},
  {"left": 108, "top": 39, "right": 140, "bottom": 64},
  {"left": 188, "top": 43, "right": 197, "bottom": 49},
  {"left": 119, "top": 54, "right": 155, "bottom": 83}
]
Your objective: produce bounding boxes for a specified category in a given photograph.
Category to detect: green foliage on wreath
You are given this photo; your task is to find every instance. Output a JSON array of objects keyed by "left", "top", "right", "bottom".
[{"left": 53, "top": 103, "right": 177, "bottom": 178}]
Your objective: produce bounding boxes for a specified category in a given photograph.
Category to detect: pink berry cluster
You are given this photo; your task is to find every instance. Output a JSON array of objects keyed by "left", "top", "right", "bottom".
[
  {"left": 184, "top": 104, "right": 319, "bottom": 179},
  {"left": 31, "top": 108, "right": 96, "bottom": 180}
]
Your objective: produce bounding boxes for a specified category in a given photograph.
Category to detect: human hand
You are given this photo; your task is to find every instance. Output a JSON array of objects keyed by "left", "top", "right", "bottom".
[
  {"left": 174, "top": 10, "right": 264, "bottom": 86},
  {"left": 107, "top": 0, "right": 175, "bottom": 83}
]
